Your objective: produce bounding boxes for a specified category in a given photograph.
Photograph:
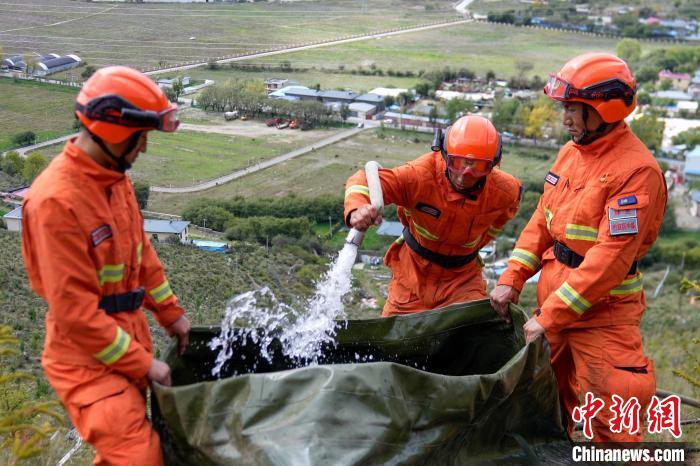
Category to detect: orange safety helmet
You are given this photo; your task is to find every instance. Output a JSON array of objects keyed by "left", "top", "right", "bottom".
[
  {"left": 432, "top": 115, "right": 502, "bottom": 178},
  {"left": 544, "top": 52, "right": 636, "bottom": 123},
  {"left": 75, "top": 66, "right": 179, "bottom": 144}
]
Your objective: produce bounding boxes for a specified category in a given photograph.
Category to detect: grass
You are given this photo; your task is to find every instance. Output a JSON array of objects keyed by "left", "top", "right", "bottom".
[
  {"left": 0, "top": 78, "right": 77, "bottom": 151},
  {"left": 0, "top": 0, "right": 457, "bottom": 70},
  {"left": 129, "top": 127, "right": 338, "bottom": 187},
  {"left": 241, "top": 20, "right": 677, "bottom": 80},
  {"left": 148, "top": 128, "right": 556, "bottom": 214}
]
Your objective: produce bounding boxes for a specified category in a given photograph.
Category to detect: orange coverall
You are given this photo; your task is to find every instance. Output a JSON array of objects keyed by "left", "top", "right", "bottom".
[
  {"left": 345, "top": 152, "right": 521, "bottom": 316},
  {"left": 22, "top": 140, "right": 185, "bottom": 465},
  {"left": 498, "top": 122, "right": 667, "bottom": 442}
]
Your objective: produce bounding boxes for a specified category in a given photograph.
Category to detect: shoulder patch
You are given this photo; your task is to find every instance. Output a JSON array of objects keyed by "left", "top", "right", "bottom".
[
  {"left": 91, "top": 224, "right": 113, "bottom": 247},
  {"left": 609, "top": 218, "right": 639, "bottom": 236},
  {"left": 617, "top": 195, "right": 637, "bottom": 206},
  {"left": 609, "top": 207, "right": 637, "bottom": 220},
  {"left": 545, "top": 171, "right": 559, "bottom": 186},
  {"left": 415, "top": 202, "right": 441, "bottom": 219}
]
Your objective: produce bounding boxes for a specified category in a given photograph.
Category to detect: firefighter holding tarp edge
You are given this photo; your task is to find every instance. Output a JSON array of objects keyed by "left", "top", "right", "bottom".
[
  {"left": 21, "top": 66, "right": 191, "bottom": 465},
  {"left": 491, "top": 52, "right": 667, "bottom": 443},
  {"left": 345, "top": 115, "right": 522, "bottom": 317}
]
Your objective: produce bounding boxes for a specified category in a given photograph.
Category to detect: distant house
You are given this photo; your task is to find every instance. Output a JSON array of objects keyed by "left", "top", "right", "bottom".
[
  {"left": 376, "top": 220, "right": 403, "bottom": 237},
  {"left": 192, "top": 239, "right": 229, "bottom": 253},
  {"left": 690, "top": 191, "right": 700, "bottom": 217},
  {"left": 652, "top": 90, "right": 694, "bottom": 101},
  {"left": 268, "top": 85, "right": 310, "bottom": 101},
  {"left": 2, "top": 206, "right": 22, "bottom": 232},
  {"left": 318, "top": 90, "right": 357, "bottom": 104},
  {"left": 355, "top": 93, "right": 385, "bottom": 111},
  {"left": 2, "top": 55, "right": 26, "bottom": 72},
  {"left": 156, "top": 76, "right": 191, "bottom": 89},
  {"left": 369, "top": 87, "right": 409, "bottom": 98},
  {"left": 689, "top": 71, "right": 700, "bottom": 100},
  {"left": 383, "top": 111, "right": 449, "bottom": 130},
  {"left": 685, "top": 147, "right": 700, "bottom": 181},
  {"left": 658, "top": 70, "right": 691, "bottom": 91},
  {"left": 348, "top": 102, "right": 376, "bottom": 120},
  {"left": 143, "top": 219, "right": 190, "bottom": 243},
  {"left": 284, "top": 87, "right": 321, "bottom": 102},
  {"left": 34, "top": 54, "right": 82, "bottom": 77},
  {"left": 265, "top": 78, "right": 290, "bottom": 94}
]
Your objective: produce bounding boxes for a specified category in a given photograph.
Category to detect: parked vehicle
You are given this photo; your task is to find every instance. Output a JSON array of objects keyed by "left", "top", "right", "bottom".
[
  {"left": 277, "top": 120, "right": 290, "bottom": 130},
  {"left": 240, "top": 115, "right": 249, "bottom": 121},
  {"left": 266, "top": 117, "right": 282, "bottom": 127},
  {"left": 224, "top": 111, "right": 239, "bottom": 121},
  {"left": 289, "top": 119, "right": 299, "bottom": 129}
]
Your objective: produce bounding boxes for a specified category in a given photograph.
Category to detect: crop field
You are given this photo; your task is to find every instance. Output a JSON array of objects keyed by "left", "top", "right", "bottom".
[
  {"left": 0, "top": 0, "right": 457, "bottom": 70},
  {"left": 0, "top": 78, "right": 77, "bottom": 151},
  {"left": 147, "top": 128, "right": 556, "bottom": 214},
  {"left": 244, "top": 20, "right": 675, "bottom": 79}
]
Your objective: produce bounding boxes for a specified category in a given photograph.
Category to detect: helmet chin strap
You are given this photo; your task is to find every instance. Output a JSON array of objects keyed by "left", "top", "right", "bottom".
[
  {"left": 86, "top": 129, "right": 142, "bottom": 173},
  {"left": 573, "top": 105, "right": 609, "bottom": 145}
]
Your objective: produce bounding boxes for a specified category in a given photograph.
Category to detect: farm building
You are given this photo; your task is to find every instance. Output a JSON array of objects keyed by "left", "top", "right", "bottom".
[{"left": 35, "top": 55, "right": 82, "bottom": 77}]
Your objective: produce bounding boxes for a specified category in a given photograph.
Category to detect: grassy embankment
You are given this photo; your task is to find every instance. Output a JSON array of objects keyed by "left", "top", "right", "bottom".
[
  {"left": 0, "top": 79, "right": 77, "bottom": 152},
  {"left": 0, "top": 0, "right": 456, "bottom": 71}
]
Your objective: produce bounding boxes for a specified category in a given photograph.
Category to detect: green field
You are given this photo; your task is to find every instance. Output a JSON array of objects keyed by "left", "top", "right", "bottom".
[
  {"left": 0, "top": 0, "right": 457, "bottom": 70},
  {"left": 0, "top": 78, "right": 77, "bottom": 151},
  {"left": 238, "top": 20, "right": 675, "bottom": 79},
  {"left": 148, "top": 128, "right": 556, "bottom": 214},
  {"left": 129, "top": 127, "right": 339, "bottom": 187}
]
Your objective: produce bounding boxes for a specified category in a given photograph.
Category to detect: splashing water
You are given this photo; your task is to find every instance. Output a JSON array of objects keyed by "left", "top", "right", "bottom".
[{"left": 209, "top": 242, "right": 359, "bottom": 377}]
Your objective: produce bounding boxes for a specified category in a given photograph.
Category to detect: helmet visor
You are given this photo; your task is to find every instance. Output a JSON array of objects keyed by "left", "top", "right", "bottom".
[
  {"left": 545, "top": 74, "right": 635, "bottom": 105},
  {"left": 158, "top": 105, "right": 180, "bottom": 132},
  {"left": 446, "top": 154, "right": 493, "bottom": 178},
  {"left": 77, "top": 95, "right": 180, "bottom": 132}
]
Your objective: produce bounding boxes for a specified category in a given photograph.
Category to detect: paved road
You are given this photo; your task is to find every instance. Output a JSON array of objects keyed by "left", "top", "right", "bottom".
[
  {"left": 145, "top": 19, "right": 471, "bottom": 76},
  {"left": 151, "top": 127, "right": 366, "bottom": 193},
  {"left": 3, "top": 133, "right": 78, "bottom": 158}
]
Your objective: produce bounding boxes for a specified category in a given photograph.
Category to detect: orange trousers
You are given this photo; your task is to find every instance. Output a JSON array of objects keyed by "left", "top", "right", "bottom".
[
  {"left": 547, "top": 325, "right": 655, "bottom": 442},
  {"left": 44, "top": 361, "right": 163, "bottom": 466}
]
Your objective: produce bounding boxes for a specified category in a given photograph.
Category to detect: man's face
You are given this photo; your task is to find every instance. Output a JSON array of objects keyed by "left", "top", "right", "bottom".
[
  {"left": 562, "top": 101, "right": 586, "bottom": 142},
  {"left": 117, "top": 132, "right": 148, "bottom": 170},
  {"left": 447, "top": 168, "right": 480, "bottom": 192}
]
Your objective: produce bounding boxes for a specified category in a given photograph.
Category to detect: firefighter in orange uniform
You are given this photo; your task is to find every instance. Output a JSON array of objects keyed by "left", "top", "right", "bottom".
[
  {"left": 22, "top": 66, "right": 191, "bottom": 465},
  {"left": 490, "top": 53, "right": 667, "bottom": 442},
  {"left": 345, "top": 115, "right": 521, "bottom": 316}
]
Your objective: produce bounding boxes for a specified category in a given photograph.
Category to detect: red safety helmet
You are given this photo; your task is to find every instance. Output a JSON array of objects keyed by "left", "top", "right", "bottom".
[
  {"left": 75, "top": 66, "right": 179, "bottom": 144},
  {"left": 435, "top": 115, "right": 502, "bottom": 178},
  {"left": 544, "top": 52, "right": 636, "bottom": 123}
]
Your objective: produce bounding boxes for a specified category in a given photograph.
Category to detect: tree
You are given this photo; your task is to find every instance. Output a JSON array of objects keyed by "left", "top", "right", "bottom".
[
  {"left": 659, "top": 78, "right": 673, "bottom": 91},
  {"left": 414, "top": 81, "right": 433, "bottom": 98},
  {"left": 1, "top": 151, "right": 24, "bottom": 176},
  {"left": 22, "top": 152, "right": 49, "bottom": 181},
  {"left": 486, "top": 70, "right": 496, "bottom": 82},
  {"left": 491, "top": 97, "right": 521, "bottom": 132},
  {"left": 615, "top": 38, "right": 641, "bottom": 66},
  {"left": 133, "top": 181, "right": 150, "bottom": 209},
  {"left": 81, "top": 64, "right": 97, "bottom": 80},
  {"left": 12, "top": 131, "right": 36, "bottom": 147},
  {"left": 630, "top": 112, "right": 665, "bottom": 152},
  {"left": 172, "top": 78, "right": 184, "bottom": 102},
  {"left": 339, "top": 104, "right": 350, "bottom": 122},
  {"left": 524, "top": 97, "right": 557, "bottom": 139},
  {"left": 515, "top": 60, "right": 534, "bottom": 88},
  {"left": 671, "top": 127, "right": 700, "bottom": 150},
  {"left": 383, "top": 95, "right": 395, "bottom": 107},
  {"left": 445, "top": 98, "right": 474, "bottom": 123}
]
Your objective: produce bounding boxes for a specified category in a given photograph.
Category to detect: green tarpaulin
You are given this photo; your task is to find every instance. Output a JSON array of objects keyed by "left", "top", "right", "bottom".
[{"left": 152, "top": 299, "right": 567, "bottom": 465}]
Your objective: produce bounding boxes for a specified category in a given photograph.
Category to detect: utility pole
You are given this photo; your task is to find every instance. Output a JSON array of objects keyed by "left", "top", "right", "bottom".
[
  {"left": 203, "top": 218, "right": 207, "bottom": 230},
  {"left": 361, "top": 0, "right": 367, "bottom": 14},
  {"left": 328, "top": 215, "right": 332, "bottom": 236}
]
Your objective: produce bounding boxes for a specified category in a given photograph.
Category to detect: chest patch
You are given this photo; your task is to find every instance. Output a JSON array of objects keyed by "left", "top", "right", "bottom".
[
  {"left": 617, "top": 195, "right": 637, "bottom": 206},
  {"left": 609, "top": 218, "right": 639, "bottom": 236},
  {"left": 416, "top": 202, "right": 441, "bottom": 218},
  {"left": 545, "top": 171, "right": 560, "bottom": 186},
  {"left": 609, "top": 207, "right": 637, "bottom": 220},
  {"left": 91, "top": 224, "right": 113, "bottom": 247}
]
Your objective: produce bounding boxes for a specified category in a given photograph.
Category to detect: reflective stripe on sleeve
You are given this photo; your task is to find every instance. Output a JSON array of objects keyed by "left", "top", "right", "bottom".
[
  {"left": 555, "top": 282, "right": 592, "bottom": 315},
  {"left": 411, "top": 221, "right": 439, "bottom": 241},
  {"left": 462, "top": 234, "right": 481, "bottom": 249},
  {"left": 565, "top": 224, "right": 599, "bottom": 242},
  {"left": 94, "top": 327, "right": 131, "bottom": 365},
  {"left": 136, "top": 242, "right": 143, "bottom": 266},
  {"left": 98, "top": 264, "right": 125, "bottom": 286},
  {"left": 609, "top": 274, "right": 643, "bottom": 295},
  {"left": 510, "top": 248, "right": 541, "bottom": 271},
  {"left": 149, "top": 280, "right": 173, "bottom": 304},
  {"left": 487, "top": 226, "right": 502, "bottom": 238},
  {"left": 344, "top": 185, "right": 370, "bottom": 198}
]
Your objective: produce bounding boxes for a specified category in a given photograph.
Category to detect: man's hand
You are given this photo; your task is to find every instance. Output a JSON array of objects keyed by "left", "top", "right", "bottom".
[
  {"left": 349, "top": 205, "right": 382, "bottom": 232},
  {"left": 489, "top": 284, "right": 520, "bottom": 323},
  {"left": 523, "top": 316, "right": 545, "bottom": 344},
  {"left": 165, "top": 315, "right": 191, "bottom": 356},
  {"left": 148, "top": 359, "right": 172, "bottom": 386}
]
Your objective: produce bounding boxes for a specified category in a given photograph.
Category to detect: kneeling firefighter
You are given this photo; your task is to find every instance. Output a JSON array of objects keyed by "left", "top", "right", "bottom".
[
  {"left": 345, "top": 115, "right": 522, "bottom": 316},
  {"left": 490, "top": 53, "right": 667, "bottom": 442},
  {"left": 22, "top": 66, "right": 191, "bottom": 465}
]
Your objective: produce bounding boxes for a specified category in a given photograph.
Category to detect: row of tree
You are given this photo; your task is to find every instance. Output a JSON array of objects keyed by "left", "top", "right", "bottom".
[{"left": 0, "top": 151, "right": 49, "bottom": 184}]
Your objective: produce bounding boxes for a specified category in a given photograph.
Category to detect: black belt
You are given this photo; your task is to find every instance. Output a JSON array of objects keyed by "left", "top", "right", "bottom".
[
  {"left": 99, "top": 287, "right": 145, "bottom": 314},
  {"left": 402, "top": 227, "right": 479, "bottom": 269},
  {"left": 553, "top": 241, "right": 637, "bottom": 275}
]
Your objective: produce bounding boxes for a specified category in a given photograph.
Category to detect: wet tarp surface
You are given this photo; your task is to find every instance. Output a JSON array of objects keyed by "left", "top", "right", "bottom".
[{"left": 152, "top": 299, "right": 567, "bottom": 465}]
